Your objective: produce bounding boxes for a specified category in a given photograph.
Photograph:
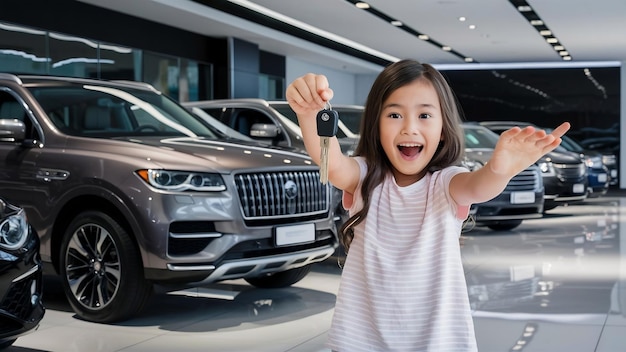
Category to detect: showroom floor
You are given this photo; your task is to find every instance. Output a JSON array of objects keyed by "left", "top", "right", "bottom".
[{"left": 8, "top": 192, "right": 626, "bottom": 352}]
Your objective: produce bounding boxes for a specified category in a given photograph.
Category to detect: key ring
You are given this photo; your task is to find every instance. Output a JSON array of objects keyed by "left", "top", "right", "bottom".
[{"left": 324, "top": 101, "right": 332, "bottom": 110}]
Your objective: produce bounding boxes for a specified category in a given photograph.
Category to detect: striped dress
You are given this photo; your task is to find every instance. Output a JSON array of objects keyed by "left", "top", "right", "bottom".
[{"left": 327, "top": 157, "right": 477, "bottom": 351}]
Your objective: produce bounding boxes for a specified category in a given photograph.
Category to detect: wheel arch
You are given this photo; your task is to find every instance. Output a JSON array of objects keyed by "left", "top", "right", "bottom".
[{"left": 49, "top": 193, "right": 142, "bottom": 274}]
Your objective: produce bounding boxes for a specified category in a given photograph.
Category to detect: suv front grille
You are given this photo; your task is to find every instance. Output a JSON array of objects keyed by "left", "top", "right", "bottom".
[
  {"left": 505, "top": 166, "right": 540, "bottom": 192},
  {"left": 554, "top": 162, "right": 586, "bottom": 179},
  {"left": 234, "top": 171, "right": 329, "bottom": 219}
]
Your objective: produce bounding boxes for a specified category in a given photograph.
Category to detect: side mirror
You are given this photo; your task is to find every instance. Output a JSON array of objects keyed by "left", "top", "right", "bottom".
[
  {"left": 250, "top": 123, "right": 280, "bottom": 138},
  {"left": 0, "top": 119, "right": 26, "bottom": 142}
]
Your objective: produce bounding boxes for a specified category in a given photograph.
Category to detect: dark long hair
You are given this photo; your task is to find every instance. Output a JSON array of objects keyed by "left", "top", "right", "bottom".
[{"left": 338, "top": 59, "right": 465, "bottom": 251}]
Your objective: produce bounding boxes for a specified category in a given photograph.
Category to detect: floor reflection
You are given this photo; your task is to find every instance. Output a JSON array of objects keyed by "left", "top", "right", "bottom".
[{"left": 463, "top": 196, "right": 625, "bottom": 351}]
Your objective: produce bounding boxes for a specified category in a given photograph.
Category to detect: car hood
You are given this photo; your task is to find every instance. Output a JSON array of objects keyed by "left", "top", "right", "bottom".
[
  {"left": 97, "top": 136, "right": 316, "bottom": 172},
  {"left": 544, "top": 150, "right": 583, "bottom": 164},
  {"left": 464, "top": 149, "right": 493, "bottom": 164}
]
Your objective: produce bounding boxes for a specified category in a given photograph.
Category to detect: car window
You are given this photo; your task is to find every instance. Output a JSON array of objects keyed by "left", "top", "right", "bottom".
[
  {"left": 463, "top": 126, "right": 499, "bottom": 149},
  {"left": 0, "top": 89, "right": 39, "bottom": 140},
  {"left": 334, "top": 108, "right": 362, "bottom": 135},
  {"left": 29, "top": 84, "right": 219, "bottom": 139},
  {"left": 270, "top": 103, "right": 348, "bottom": 138}
]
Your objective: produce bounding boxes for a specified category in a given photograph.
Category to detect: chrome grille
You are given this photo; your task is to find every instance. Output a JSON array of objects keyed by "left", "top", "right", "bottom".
[
  {"left": 505, "top": 166, "right": 540, "bottom": 192},
  {"left": 554, "top": 162, "right": 586, "bottom": 179},
  {"left": 234, "top": 171, "right": 329, "bottom": 219}
]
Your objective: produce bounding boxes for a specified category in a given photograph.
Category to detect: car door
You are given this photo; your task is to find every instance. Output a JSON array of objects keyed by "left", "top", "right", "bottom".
[{"left": 0, "top": 88, "right": 51, "bottom": 222}]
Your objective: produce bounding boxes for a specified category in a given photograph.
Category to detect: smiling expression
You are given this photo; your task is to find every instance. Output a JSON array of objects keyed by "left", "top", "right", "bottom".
[{"left": 379, "top": 78, "right": 443, "bottom": 186}]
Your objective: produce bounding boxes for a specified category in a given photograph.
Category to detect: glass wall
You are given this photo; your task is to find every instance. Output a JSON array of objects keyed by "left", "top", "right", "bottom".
[{"left": 0, "top": 21, "right": 211, "bottom": 102}]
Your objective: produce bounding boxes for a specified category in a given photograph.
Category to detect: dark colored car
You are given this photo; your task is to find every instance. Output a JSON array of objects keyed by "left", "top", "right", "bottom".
[
  {"left": 462, "top": 124, "right": 544, "bottom": 231},
  {"left": 0, "top": 198, "right": 44, "bottom": 349},
  {"left": 558, "top": 134, "right": 610, "bottom": 197},
  {"left": 0, "top": 73, "right": 338, "bottom": 323},
  {"left": 479, "top": 121, "right": 587, "bottom": 211}
]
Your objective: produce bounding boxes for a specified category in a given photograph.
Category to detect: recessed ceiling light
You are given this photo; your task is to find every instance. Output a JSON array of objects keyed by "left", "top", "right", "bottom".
[
  {"left": 469, "top": 24, "right": 476, "bottom": 30},
  {"left": 559, "top": 51, "right": 569, "bottom": 56},
  {"left": 390, "top": 20, "right": 403, "bottom": 26},
  {"left": 459, "top": 16, "right": 466, "bottom": 21},
  {"left": 442, "top": 46, "right": 452, "bottom": 51},
  {"left": 418, "top": 34, "right": 429, "bottom": 40},
  {"left": 355, "top": 2, "right": 370, "bottom": 9},
  {"left": 464, "top": 57, "right": 474, "bottom": 62},
  {"left": 510, "top": 0, "right": 572, "bottom": 60},
  {"left": 563, "top": 56, "right": 572, "bottom": 61}
]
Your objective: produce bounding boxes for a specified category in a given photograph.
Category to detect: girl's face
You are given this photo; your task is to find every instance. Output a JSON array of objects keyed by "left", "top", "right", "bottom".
[{"left": 379, "top": 79, "right": 443, "bottom": 186}]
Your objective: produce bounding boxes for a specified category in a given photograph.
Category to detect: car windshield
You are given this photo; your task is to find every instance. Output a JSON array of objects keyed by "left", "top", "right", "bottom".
[
  {"left": 29, "top": 83, "right": 220, "bottom": 139},
  {"left": 463, "top": 125, "right": 499, "bottom": 149}
]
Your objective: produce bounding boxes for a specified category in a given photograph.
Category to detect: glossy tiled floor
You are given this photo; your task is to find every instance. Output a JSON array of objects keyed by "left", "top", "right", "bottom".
[{"left": 8, "top": 191, "right": 626, "bottom": 352}]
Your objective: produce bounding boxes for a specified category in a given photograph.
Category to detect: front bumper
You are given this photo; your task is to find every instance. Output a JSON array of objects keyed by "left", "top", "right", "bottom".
[{"left": 0, "top": 230, "right": 45, "bottom": 344}]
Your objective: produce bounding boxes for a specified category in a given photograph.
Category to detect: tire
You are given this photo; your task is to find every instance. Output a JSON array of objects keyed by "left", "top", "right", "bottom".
[
  {"left": 244, "top": 265, "right": 312, "bottom": 288},
  {"left": 486, "top": 220, "right": 523, "bottom": 231},
  {"left": 59, "top": 211, "right": 152, "bottom": 323},
  {"left": 0, "top": 339, "right": 16, "bottom": 349}
]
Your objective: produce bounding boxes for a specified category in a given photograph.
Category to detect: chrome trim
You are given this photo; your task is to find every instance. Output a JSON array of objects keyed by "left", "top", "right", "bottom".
[
  {"left": 169, "top": 232, "right": 222, "bottom": 239},
  {"left": 168, "top": 246, "right": 334, "bottom": 283},
  {"left": 12, "top": 263, "right": 40, "bottom": 283}
]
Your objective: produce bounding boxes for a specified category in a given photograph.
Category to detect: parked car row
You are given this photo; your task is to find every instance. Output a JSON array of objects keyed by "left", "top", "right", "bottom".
[
  {"left": 187, "top": 99, "right": 614, "bottom": 232},
  {"left": 0, "top": 73, "right": 339, "bottom": 324}
]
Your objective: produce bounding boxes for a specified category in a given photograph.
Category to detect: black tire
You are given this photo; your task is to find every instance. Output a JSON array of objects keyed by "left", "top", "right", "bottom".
[
  {"left": 244, "top": 265, "right": 312, "bottom": 288},
  {"left": 486, "top": 220, "right": 523, "bottom": 231},
  {"left": 59, "top": 211, "right": 152, "bottom": 323},
  {"left": 0, "top": 339, "right": 16, "bottom": 349}
]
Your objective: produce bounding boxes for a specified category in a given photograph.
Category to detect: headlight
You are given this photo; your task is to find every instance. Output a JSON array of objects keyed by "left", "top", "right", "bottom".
[
  {"left": 136, "top": 169, "right": 226, "bottom": 191},
  {"left": 461, "top": 158, "right": 483, "bottom": 172},
  {"left": 538, "top": 161, "right": 556, "bottom": 176},
  {"left": 0, "top": 206, "right": 29, "bottom": 251},
  {"left": 602, "top": 154, "right": 616, "bottom": 166},
  {"left": 585, "top": 156, "right": 603, "bottom": 168}
]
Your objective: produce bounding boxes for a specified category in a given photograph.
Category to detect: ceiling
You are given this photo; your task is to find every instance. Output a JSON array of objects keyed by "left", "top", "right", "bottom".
[{"left": 76, "top": 0, "right": 626, "bottom": 74}]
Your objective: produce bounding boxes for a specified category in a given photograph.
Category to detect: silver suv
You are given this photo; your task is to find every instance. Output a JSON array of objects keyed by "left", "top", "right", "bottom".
[{"left": 0, "top": 73, "right": 338, "bottom": 323}]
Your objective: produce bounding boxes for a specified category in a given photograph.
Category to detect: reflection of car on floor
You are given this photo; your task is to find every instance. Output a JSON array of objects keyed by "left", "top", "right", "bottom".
[
  {"left": 479, "top": 121, "right": 588, "bottom": 211},
  {"left": 461, "top": 123, "right": 544, "bottom": 231},
  {"left": 0, "top": 74, "right": 338, "bottom": 323},
  {"left": 0, "top": 198, "right": 45, "bottom": 349}
]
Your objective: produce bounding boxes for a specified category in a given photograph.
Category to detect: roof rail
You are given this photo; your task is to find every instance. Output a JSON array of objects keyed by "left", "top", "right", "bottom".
[
  {"left": 112, "top": 80, "right": 158, "bottom": 92},
  {"left": 0, "top": 73, "right": 22, "bottom": 84}
]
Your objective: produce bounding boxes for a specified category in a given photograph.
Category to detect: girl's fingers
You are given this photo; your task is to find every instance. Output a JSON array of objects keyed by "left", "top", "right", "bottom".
[
  {"left": 550, "top": 122, "right": 571, "bottom": 139},
  {"left": 288, "top": 74, "right": 333, "bottom": 110}
]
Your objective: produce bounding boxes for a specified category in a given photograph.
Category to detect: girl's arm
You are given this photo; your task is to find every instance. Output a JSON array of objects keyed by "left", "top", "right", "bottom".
[
  {"left": 450, "top": 122, "right": 571, "bottom": 206},
  {"left": 286, "top": 74, "right": 360, "bottom": 194}
]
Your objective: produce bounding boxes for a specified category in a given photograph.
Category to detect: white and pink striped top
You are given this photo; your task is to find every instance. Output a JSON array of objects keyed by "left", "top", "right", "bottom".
[{"left": 327, "top": 157, "right": 476, "bottom": 352}]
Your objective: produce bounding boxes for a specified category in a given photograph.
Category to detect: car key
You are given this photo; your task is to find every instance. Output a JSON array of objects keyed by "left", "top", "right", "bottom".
[{"left": 316, "top": 103, "right": 339, "bottom": 184}]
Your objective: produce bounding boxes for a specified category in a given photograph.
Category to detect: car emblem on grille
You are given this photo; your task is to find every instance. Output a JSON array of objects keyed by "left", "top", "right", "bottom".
[{"left": 284, "top": 180, "right": 298, "bottom": 200}]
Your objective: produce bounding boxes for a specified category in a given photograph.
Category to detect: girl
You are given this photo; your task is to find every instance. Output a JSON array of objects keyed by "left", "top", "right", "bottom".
[{"left": 286, "top": 59, "right": 569, "bottom": 351}]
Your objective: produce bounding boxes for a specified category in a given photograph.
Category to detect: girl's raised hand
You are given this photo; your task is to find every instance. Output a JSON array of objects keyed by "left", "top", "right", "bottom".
[
  {"left": 286, "top": 73, "right": 334, "bottom": 115},
  {"left": 489, "top": 122, "right": 571, "bottom": 177}
]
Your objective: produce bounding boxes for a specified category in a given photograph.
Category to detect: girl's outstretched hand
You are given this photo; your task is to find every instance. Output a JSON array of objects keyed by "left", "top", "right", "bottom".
[
  {"left": 489, "top": 122, "right": 571, "bottom": 177},
  {"left": 286, "top": 73, "right": 334, "bottom": 115}
]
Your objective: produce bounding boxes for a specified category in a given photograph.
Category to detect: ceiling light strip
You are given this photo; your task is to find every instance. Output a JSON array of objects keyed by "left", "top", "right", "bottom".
[
  {"left": 345, "top": 0, "right": 476, "bottom": 63},
  {"left": 508, "top": 0, "right": 572, "bottom": 61}
]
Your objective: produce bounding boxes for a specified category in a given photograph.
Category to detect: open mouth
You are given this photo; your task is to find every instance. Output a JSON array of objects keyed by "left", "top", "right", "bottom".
[{"left": 398, "top": 143, "right": 423, "bottom": 157}]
